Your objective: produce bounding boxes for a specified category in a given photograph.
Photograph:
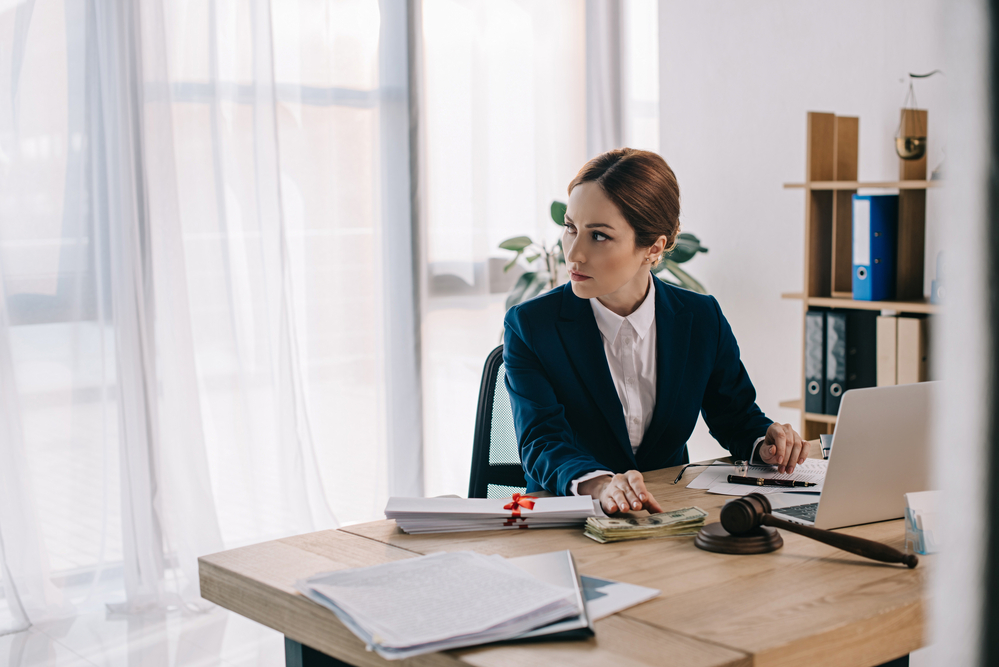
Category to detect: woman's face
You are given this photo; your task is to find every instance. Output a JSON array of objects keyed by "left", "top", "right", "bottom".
[{"left": 563, "top": 181, "right": 656, "bottom": 305}]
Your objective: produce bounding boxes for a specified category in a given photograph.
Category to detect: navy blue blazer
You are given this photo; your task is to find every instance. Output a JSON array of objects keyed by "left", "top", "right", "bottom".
[{"left": 503, "top": 277, "right": 773, "bottom": 496}]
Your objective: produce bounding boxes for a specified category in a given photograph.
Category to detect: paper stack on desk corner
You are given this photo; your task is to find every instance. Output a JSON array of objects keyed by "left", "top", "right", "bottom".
[
  {"left": 385, "top": 495, "right": 605, "bottom": 534},
  {"left": 297, "top": 551, "right": 582, "bottom": 660}
]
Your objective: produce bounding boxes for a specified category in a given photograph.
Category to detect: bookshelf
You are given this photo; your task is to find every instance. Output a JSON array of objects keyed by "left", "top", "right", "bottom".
[
  {"left": 781, "top": 293, "right": 938, "bottom": 315},
  {"left": 782, "top": 111, "right": 937, "bottom": 440}
]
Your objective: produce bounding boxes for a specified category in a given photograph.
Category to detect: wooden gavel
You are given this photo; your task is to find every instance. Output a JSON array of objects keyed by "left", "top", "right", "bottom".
[{"left": 721, "top": 493, "right": 918, "bottom": 568}]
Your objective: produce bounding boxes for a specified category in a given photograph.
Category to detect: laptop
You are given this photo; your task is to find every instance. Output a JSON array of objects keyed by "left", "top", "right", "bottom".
[{"left": 769, "top": 381, "right": 936, "bottom": 529}]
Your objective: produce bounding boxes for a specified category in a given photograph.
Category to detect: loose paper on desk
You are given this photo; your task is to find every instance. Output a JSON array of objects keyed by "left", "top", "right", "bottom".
[
  {"left": 686, "top": 459, "right": 827, "bottom": 497},
  {"left": 297, "top": 551, "right": 580, "bottom": 660}
]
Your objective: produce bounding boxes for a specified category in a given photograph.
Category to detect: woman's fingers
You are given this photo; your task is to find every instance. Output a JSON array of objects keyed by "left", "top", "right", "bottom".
[
  {"left": 613, "top": 473, "right": 638, "bottom": 511},
  {"left": 783, "top": 424, "right": 804, "bottom": 473},
  {"left": 643, "top": 490, "right": 664, "bottom": 513},
  {"left": 603, "top": 474, "right": 628, "bottom": 513},
  {"left": 602, "top": 472, "right": 661, "bottom": 514},
  {"left": 770, "top": 424, "right": 788, "bottom": 472},
  {"left": 625, "top": 471, "right": 648, "bottom": 510},
  {"left": 601, "top": 491, "right": 620, "bottom": 514},
  {"left": 626, "top": 471, "right": 662, "bottom": 512},
  {"left": 621, "top": 485, "right": 641, "bottom": 510},
  {"left": 610, "top": 488, "right": 630, "bottom": 513}
]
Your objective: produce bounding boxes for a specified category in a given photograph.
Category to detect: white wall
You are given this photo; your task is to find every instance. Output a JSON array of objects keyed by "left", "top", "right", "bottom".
[{"left": 658, "top": 0, "right": 947, "bottom": 462}]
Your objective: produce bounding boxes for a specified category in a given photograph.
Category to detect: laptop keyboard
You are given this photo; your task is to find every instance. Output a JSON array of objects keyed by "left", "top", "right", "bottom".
[{"left": 775, "top": 502, "right": 818, "bottom": 523}]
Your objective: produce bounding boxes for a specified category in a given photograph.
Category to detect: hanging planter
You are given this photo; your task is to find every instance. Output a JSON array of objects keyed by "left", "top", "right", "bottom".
[{"left": 895, "top": 71, "right": 941, "bottom": 161}]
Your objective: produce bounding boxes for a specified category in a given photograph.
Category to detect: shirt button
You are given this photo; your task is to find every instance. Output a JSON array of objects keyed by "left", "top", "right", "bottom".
[
  {"left": 626, "top": 377, "right": 633, "bottom": 384},
  {"left": 632, "top": 417, "right": 640, "bottom": 424}
]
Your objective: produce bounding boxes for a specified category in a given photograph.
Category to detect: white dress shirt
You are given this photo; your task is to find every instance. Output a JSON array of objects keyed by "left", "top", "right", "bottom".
[
  {"left": 592, "top": 275, "right": 658, "bottom": 455},
  {"left": 569, "top": 274, "right": 766, "bottom": 495}
]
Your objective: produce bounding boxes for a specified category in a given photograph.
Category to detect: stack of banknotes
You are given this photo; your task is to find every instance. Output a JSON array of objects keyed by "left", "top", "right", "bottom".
[{"left": 584, "top": 506, "right": 708, "bottom": 543}]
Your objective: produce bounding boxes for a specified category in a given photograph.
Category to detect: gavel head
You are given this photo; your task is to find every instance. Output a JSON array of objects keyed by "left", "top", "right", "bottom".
[{"left": 720, "top": 493, "right": 773, "bottom": 535}]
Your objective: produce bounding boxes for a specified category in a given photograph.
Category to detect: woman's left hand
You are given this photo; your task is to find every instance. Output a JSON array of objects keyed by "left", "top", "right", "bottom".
[{"left": 757, "top": 422, "right": 807, "bottom": 474}]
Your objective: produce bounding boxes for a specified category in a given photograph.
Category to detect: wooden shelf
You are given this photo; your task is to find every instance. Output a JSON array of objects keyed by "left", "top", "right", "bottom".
[
  {"left": 779, "top": 399, "right": 837, "bottom": 425},
  {"left": 783, "top": 180, "right": 942, "bottom": 190},
  {"left": 781, "top": 293, "right": 938, "bottom": 315},
  {"left": 805, "top": 412, "right": 838, "bottom": 424},
  {"left": 783, "top": 111, "right": 935, "bottom": 439}
]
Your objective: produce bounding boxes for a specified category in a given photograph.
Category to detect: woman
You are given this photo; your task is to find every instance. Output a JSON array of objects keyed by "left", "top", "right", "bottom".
[{"left": 503, "top": 148, "right": 806, "bottom": 515}]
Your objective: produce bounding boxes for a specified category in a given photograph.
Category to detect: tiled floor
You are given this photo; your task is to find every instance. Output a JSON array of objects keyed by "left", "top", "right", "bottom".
[{"left": 1, "top": 607, "right": 285, "bottom": 667}]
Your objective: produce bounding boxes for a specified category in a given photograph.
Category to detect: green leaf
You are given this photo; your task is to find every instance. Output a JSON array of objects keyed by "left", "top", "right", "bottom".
[
  {"left": 505, "top": 272, "right": 536, "bottom": 310},
  {"left": 525, "top": 254, "right": 540, "bottom": 263},
  {"left": 523, "top": 272, "right": 551, "bottom": 301},
  {"left": 664, "top": 232, "right": 708, "bottom": 264},
  {"left": 503, "top": 252, "right": 523, "bottom": 272},
  {"left": 499, "top": 236, "right": 534, "bottom": 251},
  {"left": 504, "top": 271, "right": 555, "bottom": 309},
  {"left": 656, "top": 259, "right": 707, "bottom": 293},
  {"left": 550, "top": 201, "right": 567, "bottom": 226}
]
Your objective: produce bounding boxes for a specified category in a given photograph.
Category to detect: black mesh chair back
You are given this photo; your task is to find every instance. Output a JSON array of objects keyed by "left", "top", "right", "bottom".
[{"left": 468, "top": 345, "right": 527, "bottom": 499}]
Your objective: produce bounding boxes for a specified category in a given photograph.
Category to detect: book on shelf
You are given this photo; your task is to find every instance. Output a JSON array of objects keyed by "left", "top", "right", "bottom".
[{"left": 824, "top": 310, "right": 877, "bottom": 415}]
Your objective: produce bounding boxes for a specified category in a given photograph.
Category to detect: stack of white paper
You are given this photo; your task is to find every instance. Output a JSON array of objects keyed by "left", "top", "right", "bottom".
[
  {"left": 297, "top": 551, "right": 581, "bottom": 660},
  {"left": 385, "top": 495, "right": 604, "bottom": 534}
]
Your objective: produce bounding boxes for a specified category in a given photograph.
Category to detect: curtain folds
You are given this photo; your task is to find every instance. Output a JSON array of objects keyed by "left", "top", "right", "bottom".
[
  {"left": 585, "top": 0, "right": 623, "bottom": 158},
  {"left": 0, "top": 0, "right": 63, "bottom": 635},
  {"left": 0, "top": 0, "right": 416, "bottom": 632},
  {"left": 418, "top": 0, "right": 588, "bottom": 498},
  {"left": 0, "top": 0, "right": 594, "bottom": 633}
]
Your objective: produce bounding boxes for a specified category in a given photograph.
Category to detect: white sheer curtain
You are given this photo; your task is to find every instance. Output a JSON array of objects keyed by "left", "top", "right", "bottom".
[
  {"left": 0, "top": 0, "right": 416, "bottom": 633},
  {"left": 417, "top": 0, "right": 588, "bottom": 497}
]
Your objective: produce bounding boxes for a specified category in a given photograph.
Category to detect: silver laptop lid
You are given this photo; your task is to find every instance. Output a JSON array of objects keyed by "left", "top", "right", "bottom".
[{"left": 813, "top": 381, "right": 935, "bottom": 529}]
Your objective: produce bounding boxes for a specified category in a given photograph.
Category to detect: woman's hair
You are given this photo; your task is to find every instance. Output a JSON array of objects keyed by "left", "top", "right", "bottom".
[{"left": 567, "top": 148, "right": 680, "bottom": 252}]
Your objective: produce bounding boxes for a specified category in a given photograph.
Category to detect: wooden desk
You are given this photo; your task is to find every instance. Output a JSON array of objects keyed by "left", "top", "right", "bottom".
[{"left": 199, "top": 452, "right": 929, "bottom": 667}]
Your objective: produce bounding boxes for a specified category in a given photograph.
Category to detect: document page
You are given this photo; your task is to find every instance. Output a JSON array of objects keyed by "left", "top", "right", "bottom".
[
  {"left": 689, "top": 459, "right": 827, "bottom": 496},
  {"left": 302, "top": 551, "right": 577, "bottom": 649}
]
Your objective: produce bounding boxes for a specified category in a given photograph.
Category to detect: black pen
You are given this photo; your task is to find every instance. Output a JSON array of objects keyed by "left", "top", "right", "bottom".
[{"left": 727, "top": 475, "right": 816, "bottom": 488}]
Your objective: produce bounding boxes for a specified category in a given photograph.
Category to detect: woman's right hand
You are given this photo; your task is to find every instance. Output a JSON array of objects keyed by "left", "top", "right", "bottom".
[{"left": 578, "top": 471, "right": 664, "bottom": 514}]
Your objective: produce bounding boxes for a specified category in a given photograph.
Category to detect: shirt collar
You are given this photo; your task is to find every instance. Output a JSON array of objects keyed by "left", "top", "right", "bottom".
[{"left": 590, "top": 273, "right": 657, "bottom": 342}]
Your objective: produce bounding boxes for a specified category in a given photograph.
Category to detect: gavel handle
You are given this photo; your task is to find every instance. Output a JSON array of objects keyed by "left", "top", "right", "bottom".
[{"left": 760, "top": 514, "right": 918, "bottom": 568}]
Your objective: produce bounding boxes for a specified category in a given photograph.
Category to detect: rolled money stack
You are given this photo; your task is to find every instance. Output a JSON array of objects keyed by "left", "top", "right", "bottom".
[{"left": 584, "top": 507, "right": 708, "bottom": 543}]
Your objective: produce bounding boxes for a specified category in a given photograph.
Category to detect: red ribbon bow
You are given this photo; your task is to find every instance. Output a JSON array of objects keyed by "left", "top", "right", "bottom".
[{"left": 503, "top": 493, "right": 537, "bottom": 518}]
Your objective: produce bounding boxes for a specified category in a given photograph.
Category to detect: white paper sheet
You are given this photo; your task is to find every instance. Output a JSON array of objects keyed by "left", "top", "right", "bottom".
[
  {"left": 689, "top": 459, "right": 827, "bottom": 497},
  {"left": 580, "top": 576, "right": 660, "bottom": 620}
]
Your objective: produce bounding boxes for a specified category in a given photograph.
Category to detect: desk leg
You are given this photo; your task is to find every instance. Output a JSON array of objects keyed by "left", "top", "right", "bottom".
[{"left": 284, "top": 637, "right": 357, "bottom": 667}]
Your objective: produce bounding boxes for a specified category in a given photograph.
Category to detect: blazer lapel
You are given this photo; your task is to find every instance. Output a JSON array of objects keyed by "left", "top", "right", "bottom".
[
  {"left": 554, "top": 285, "right": 634, "bottom": 461},
  {"left": 639, "top": 279, "right": 692, "bottom": 453}
]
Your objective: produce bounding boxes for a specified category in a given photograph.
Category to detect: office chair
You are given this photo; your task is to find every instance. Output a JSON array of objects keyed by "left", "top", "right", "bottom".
[{"left": 468, "top": 345, "right": 528, "bottom": 498}]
